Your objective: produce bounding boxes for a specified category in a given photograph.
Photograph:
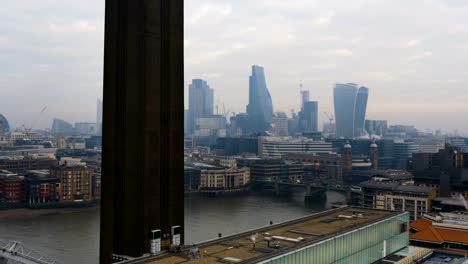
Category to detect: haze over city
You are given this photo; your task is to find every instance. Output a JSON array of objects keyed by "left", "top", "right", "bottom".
[{"left": 1, "top": 0, "right": 467, "bottom": 133}]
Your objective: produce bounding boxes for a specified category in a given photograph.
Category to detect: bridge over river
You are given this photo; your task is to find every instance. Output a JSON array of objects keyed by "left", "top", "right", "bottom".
[
  {"left": 0, "top": 240, "right": 62, "bottom": 264},
  {"left": 252, "top": 179, "right": 352, "bottom": 202}
]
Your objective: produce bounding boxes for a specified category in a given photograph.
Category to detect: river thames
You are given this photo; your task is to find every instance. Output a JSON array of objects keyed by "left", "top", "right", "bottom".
[{"left": 0, "top": 191, "right": 345, "bottom": 264}]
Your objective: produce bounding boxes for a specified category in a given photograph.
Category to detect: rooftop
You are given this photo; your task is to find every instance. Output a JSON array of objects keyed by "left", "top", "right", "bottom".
[
  {"left": 410, "top": 218, "right": 468, "bottom": 246},
  {"left": 132, "top": 208, "right": 401, "bottom": 264},
  {"left": 360, "top": 180, "right": 433, "bottom": 194}
]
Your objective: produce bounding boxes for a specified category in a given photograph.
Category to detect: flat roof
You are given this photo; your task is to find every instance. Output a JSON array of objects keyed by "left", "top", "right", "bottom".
[{"left": 130, "top": 208, "right": 403, "bottom": 264}]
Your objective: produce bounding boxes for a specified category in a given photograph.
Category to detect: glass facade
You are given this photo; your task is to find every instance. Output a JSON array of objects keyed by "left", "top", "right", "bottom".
[
  {"left": 259, "top": 212, "right": 409, "bottom": 264},
  {"left": 247, "top": 65, "right": 273, "bottom": 133},
  {"left": 333, "top": 83, "right": 369, "bottom": 139},
  {"left": 354, "top": 87, "right": 368, "bottom": 137}
]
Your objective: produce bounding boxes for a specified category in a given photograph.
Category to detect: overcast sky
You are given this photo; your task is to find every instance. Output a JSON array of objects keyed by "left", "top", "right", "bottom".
[{"left": 1, "top": 0, "right": 467, "bottom": 134}]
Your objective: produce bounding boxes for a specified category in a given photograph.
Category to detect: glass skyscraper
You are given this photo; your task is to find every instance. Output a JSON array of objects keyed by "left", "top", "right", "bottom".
[
  {"left": 299, "top": 101, "right": 319, "bottom": 133},
  {"left": 246, "top": 65, "right": 273, "bottom": 133},
  {"left": 354, "top": 87, "right": 369, "bottom": 136},
  {"left": 0, "top": 114, "right": 10, "bottom": 133},
  {"left": 334, "top": 83, "right": 369, "bottom": 138},
  {"left": 188, "top": 79, "right": 214, "bottom": 134}
]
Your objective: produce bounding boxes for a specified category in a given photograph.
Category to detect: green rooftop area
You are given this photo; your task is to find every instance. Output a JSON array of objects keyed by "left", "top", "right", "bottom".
[{"left": 130, "top": 208, "right": 399, "bottom": 264}]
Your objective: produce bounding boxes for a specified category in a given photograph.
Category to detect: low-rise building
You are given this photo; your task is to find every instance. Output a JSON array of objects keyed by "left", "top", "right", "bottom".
[
  {"left": 259, "top": 136, "right": 333, "bottom": 157},
  {"left": 50, "top": 164, "right": 93, "bottom": 202},
  {"left": 199, "top": 167, "right": 250, "bottom": 192},
  {"left": 25, "top": 169, "right": 60, "bottom": 206},
  {"left": 0, "top": 157, "right": 58, "bottom": 174},
  {"left": 0, "top": 170, "right": 26, "bottom": 207},
  {"left": 410, "top": 212, "right": 468, "bottom": 254},
  {"left": 360, "top": 180, "right": 436, "bottom": 220},
  {"left": 184, "top": 162, "right": 251, "bottom": 193},
  {"left": 237, "top": 157, "right": 304, "bottom": 183}
]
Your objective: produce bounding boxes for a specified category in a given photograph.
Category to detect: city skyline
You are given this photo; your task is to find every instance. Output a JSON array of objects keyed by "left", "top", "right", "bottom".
[{"left": 0, "top": 0, "right": 468, "bottom": 133}]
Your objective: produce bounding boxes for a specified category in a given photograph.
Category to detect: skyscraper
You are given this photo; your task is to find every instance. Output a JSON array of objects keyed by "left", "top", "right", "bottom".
[
  {"left": 299, "top": 101, "right": 319, "bottom": 133},
  {"left": 188, "top": 79, "right": 214, "bottom": 134},
  {"left": 354, "top": 87, "right": 368, "bottom": 137},
  {"left": 300, "top": 90, "right": 310, "bottom": 109},
  {"left": 0, "top": 114, "right": 10, "bottom": 134},
  {"left": 333, "top": 83, "right": 369, "bottom": 138},
  {"left": 247, "top": 65, "right": 273, "bottom": 133}
]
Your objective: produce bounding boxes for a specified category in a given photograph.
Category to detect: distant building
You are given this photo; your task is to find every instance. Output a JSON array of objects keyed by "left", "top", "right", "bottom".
[
  {"left": 85, "top": 136, "right": 102, "bottom": 149},
  {"left": 284, "top": 152, "right": 347, "bottom": 183},
  {"left": 50, "top": 164, "right": 93, "bottom": 202},
  {"left": 272, "top": 112, "right": 289, "bottom": 136},
  {"left": 194, "top": 115, "right": 226, "bottom": 137},
  {"left": 229, "top": 113, "right": 250, "bottom": 136},
  {"left": 0, "top": 114, "right": 10, "bottom": 134},
  {"left": 414, "top": 138, "right": 445, "bottom": 154},
  {"left": 199, "top": 166, "right": 250, "bottom": 192},
  {"left": 386, "top": 125, "right": 419, "bottom": 139},
  {"left": 188, "top": 79, "right": 214, "bottom": 135},
  {"left": 412, "top": 144, "right": 467, "bottom": 198},
  {"left": 0, "top": 157, "right": 58, "bottom": 174},
  {"left": 333, "top": 83, "right": 369, "bottom": 138},
  {"left": 184, "top": 162, "right": 250, "bottom": 193},
  {"left": 246, "top": 65, "right": 273, "bottom": 133},
  {"left": 238, "top": 158, "right": 304, "bottom": 183},
  {"left": 215, "top": 137, "right": 259, "bottom": 156},
  {"left": 258, "top": 136, "right": 333, "bottom": 157},
  {"left": 300, "top": 89, "right": 310, "bottom": 109},
  {"left": 448, "top": 137, "right": 468, "bottom": 153},
  {"left": 393, "top": 140, "right": 419, "bottom": 170},
  {"left": 10, "top": 131, "right": 41, "bottom": 141},
  {"left": 74, "top": 122, "right": 98, "bottom": 135},
  {"left": 51, "top": 118, "right": 74, "bottom": 135},
  {"left": 299, "top": 101, "right": 318, "bottom": 133},
  {"left": 332, "top": 139, "right": 395, "bottom": 170},
  {"left": 365, "top": 120, "right": 388, "bottom": 136},
  {"left": 287, "top": 112, "right": 300, "bottom": 136}
]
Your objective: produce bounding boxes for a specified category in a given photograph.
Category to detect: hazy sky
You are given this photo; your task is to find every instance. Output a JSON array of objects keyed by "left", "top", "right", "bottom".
[{"left": 1, "top": 0, "right": 467, "bottom": 133}]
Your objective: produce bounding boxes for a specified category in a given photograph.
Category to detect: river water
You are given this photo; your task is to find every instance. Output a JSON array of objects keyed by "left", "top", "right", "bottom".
[{"left": 0, "top": 191, "right": 345, "bottom": 264}]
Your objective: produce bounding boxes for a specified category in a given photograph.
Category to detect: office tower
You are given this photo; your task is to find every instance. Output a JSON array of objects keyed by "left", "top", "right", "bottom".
[
  {"left": 354, "top": 87, "right": 368, "bottom": 137},
  {"left": 188, "top": 79, "right": 214, "bottom": 134},
  {"left": 300, "top": 90, "right": 310, "bottom": 109},
  {"left": 365, "top": 120, "right": 388, "bottom": 136},
  {"left": 101, "top": 0, "right": 184, "bottom": 262},
  {"left": 97, "top": 99, "right": 103, "bottom": 136},
  {"left": 333, "top": 83, "right": 369, "bottom": 138},
  {"left": 74, "top": 122, "right": 98, "bottom": 135},
  {"left": 0, "top": 114, "right": 10, "bottom": 134},
  {"left": 247, "top": 65, "right": 273, "bottom": 133},
  {"left": 393, "top": 140, "right": 419, "bottom": 170},
  {"left": 51, "top": 118, "right": 73, "bottom": 135},
  {"left": 272, "top": 112, "right": 289, "bottom": 136},
  {"left": 299, "top": 101, "right": 319, "bottom": 133}
]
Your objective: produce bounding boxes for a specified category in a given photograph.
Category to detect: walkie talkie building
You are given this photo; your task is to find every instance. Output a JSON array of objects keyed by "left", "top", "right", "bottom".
[{"left": 334, "top": 83, "right": 369, "bottom": 138}]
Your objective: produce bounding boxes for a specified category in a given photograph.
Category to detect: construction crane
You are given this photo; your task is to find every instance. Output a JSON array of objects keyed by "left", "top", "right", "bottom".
[
  {"left": 323, "top": 112, "right": 336, "bottom": 133},
  {"left": 323, "top": 112, "right": 334, "bottom": 124}
]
